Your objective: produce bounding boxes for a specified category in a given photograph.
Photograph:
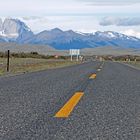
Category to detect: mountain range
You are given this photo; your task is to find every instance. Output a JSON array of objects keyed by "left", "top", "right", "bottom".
[{"left": 0, "top": 18, "right": 140, "bottom": 51}]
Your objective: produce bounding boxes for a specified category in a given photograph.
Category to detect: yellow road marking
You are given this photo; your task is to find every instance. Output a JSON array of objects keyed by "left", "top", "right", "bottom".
[
  {"left": 55, "top": 92, "right": 84, "bottom": 118},
  {"left": 89, "top": 74, "right": 96, "bottom": 79}
]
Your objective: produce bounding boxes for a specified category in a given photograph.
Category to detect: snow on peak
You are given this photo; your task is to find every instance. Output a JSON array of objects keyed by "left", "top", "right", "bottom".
[
  {"left": 75, "top": 31, "right": 87, "bottom": 36},
  {"left": 107, "top": 31, "right": 116, "bottom": 37},
  {"left": 0, "top": 18, "right": 32, "bottom": 39},
  {"left": 95, "top": 31, "right": 118, "bottom": 38}
]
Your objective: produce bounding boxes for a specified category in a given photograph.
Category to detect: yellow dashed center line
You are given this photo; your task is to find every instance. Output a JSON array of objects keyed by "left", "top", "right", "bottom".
[
  {"left": 55, "top": 92, "right": 84, "bottom": 118},
  {"left": 89, "top": 74, "right": 96, "bottom": 79}
]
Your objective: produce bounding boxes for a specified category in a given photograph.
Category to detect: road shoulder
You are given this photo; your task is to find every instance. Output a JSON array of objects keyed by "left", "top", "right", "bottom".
[{"left": 117, "top": 61, "right": 140, "bottom": 71}]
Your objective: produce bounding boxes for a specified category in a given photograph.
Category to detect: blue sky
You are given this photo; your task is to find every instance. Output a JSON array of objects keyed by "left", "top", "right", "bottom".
[{"left": 0, "top": 0, "right": 140, "bottom": 37}]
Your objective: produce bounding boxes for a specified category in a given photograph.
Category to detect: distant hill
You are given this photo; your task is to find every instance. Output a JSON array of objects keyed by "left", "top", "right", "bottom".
[
  {"left": 0, "top": 18, "right": 140, "bottom": 55},
  {"left": 0, "top": 43, "right": 140, "bottom": 56},
  {"left": 0, "top": 43, "right": 68, "bottom": 56}
]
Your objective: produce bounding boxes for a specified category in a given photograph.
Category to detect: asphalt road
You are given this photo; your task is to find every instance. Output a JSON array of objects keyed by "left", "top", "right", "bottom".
[{"left": 0, "top": 61, "right": 140, "bottom": 140}]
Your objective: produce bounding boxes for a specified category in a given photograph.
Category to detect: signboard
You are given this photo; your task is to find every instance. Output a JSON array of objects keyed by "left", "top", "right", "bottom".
[
  {"left": 69, "top": 49, "right": 80, "bottom": 55},
  {"left": 69, "top": 49, "right": 80, "bottom": 61}
]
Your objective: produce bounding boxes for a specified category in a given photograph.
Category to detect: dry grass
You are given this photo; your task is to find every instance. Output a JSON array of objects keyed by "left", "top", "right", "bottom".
[
  {"left": 0, "top": 58, "right": 80, "bottom": 76},
  {"left": 122, "top": 61, "right": 140, "bottom": 69}
]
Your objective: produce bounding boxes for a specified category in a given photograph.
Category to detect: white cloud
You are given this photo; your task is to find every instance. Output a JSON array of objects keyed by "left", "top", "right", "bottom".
[
  {"left": 0, "top": 0, "right": 140, "bottom": 16},
  {"left": 78, "top": 0, "right": 140, "bottom": 5},
  {"left": 20, "top": 16, "right": 99, "bottom": 33},
  {"left": 100, "top": 17, "right": 140, "bottom": 26},
  {"left": 121, "top": 29, "right": 140, "bottom": 38},
  {"left": 0, "top": 0, "right": 139, "bottom": 37}
]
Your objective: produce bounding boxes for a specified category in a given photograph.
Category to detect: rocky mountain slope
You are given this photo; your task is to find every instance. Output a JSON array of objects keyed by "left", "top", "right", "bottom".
[{"left": 0, "top": 18, "right": 33, "bottom": 42}]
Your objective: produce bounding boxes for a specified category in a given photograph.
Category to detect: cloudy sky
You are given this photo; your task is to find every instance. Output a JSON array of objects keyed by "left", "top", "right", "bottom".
[{"left": 0, "top": 0, "right": 140, "bottom": 37}]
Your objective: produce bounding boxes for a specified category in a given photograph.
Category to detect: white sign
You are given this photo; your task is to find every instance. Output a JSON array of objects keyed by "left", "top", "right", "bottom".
[
  {"left": 69, "top": 49, "right": 80, "bottom": 55},
  {"left": 69, "top": 49, "right": 80, "bottom": 61}
]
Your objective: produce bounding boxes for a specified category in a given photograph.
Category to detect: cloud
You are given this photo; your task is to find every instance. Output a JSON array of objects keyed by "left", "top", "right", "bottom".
[
  {"left": 100, "top": 17, "right": 140, "bottom": 26},
  {"left": 78, "top": 0, "right": 140, "bottom": 5},
  {"left": 22, "top": 16, "right": 42, "bottom": 21},
  {"left": 121, "top": 29, "right": 140, "bottom": 38},
  {"left": 18, "top": 16, "right": 100, "bottom": 33}
]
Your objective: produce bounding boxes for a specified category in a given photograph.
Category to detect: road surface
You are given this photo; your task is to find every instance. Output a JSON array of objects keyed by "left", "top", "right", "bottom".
[{"left": 0, "top": 61, "right": 140, "bottom": 140}]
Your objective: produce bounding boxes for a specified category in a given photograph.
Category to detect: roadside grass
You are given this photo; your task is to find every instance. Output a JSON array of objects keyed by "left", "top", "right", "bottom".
[
  {"left": 121, "top": 61, "right": 140, "bottom": 69},
  {"left": 0, "top": 58, "right": 80, "bottom": 76}
]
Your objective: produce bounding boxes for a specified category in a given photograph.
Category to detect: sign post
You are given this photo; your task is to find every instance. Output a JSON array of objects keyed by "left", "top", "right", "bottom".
[
  {"left": 71, "top": 53, "right": 73, "bottom": 61},
  {"left": 69, "top": 49, "right": 80, "bottom": 61},
  {"left": 76, "top": 49, "right": 80, "bottom": 61}
]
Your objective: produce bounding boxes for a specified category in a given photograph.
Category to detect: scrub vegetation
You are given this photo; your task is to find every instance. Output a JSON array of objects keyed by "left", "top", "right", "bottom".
[{"left": 0, "top": 52, "right": 80, "bottom": 76}]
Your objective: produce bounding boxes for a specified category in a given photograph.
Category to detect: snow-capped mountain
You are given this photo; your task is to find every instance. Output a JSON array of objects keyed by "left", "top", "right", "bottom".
[
  {"left": 27, "top": 29, "right": 140, "bottom": 50},
  {"left": 27, "top": 28, "right": 89, "bottom": 50},
  {"left": 94, "top": 31, "right": 139, "bottom": 41},
  {"left": 0, "top": 18, "right": 140, "bottom": 50},
  {"left": 0, "top": 19, "right": 2, "bottom": 31},
  {"left": 0, "top": 18, "right": 33, "bottom": 41}
]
